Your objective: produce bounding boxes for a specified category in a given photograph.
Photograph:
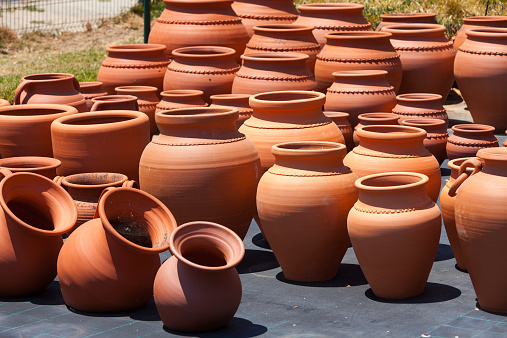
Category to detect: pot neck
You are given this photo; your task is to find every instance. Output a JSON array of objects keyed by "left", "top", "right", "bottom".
[
  {"left": 356, "top": 126, "right": 428, "bottom": 156},
  {"left": 451, "top": 124, "right": 495, "bottom": 137},
  {"left": 324, "top": 32, "right": 393, "bottom": 50},
  {"left": 332, "top": 70, "right": 390, "bottom": 87},
  {"left": 383, "top": 24, "right": 447, "bottom": 40},
  {"left": 160, "top": 90, "right": 205, "bottom": 105},
  {"left": 395, "top": 94, "right": 443, "bottom": 110}
]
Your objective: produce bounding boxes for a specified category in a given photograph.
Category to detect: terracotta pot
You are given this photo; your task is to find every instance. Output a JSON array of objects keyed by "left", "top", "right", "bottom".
[
  {"left": 90, "top": 95, "right": 139, "bottom": 112},
  {"left": 353, "top": 112, "right": 399, "bottom": 146},
  {"left": 14, "top": 73, "right": 87, "bottom": 112},
  {"left": 139, "top": 107, "right": 260, "bottom": 239},
  {"left": 323, "top": 111, "right": 354, "bottom": 152},
  {"left": 382, "top": 24, "right": 456, "bottom": 102},
  {"left": 154, "top": 221, "right": 244, "bottom": 332},
  {"left": 156, "top": 90, "right": 207, "bottom": 114},
  {"left": 294, "top": 3, "right": 372, "bottom": 48},
  {"left": 343, "top": 125, "right": 441, "bottom": 201},
  {"left": 148, "top": 0, "right": 249, "bottom": 62},
  {"left": 257, "top": 142, "right": 358, "bottom": 282},
  {"left": 454, "top": 16, "right": 507, "bottom": 51},
  {"left": 454, "top": 28, "right": 507, "bottom": 130},
  {"left": 210, "top": 94, "right": 252, "bottom": 128},
  {"left": 58, "top": 187, "right": 177, "bottom": 312},
  {"left": 51, "top": 111, "right": 150, "bottom": 182},
  {"left": 231, "top": 0, "right": 298, "bottom": 37},
  {"left": 0, "top": 104, "right": 78, "bottom": 158},
  {"left": 392, "top": 93, "right": 449, "bottom": 127},
  {"left": 79, "top": 82, "right": 107, "bottom": 112},
  {"left": 376, "top": 13, "right": 437, "bottom": 31},
  {"left": 239, "top": 91, "right": 345, "bottom": 174},
  {"left": 348, "top": 172, "right": 441, "bottom": 299},
  {"left": 315, "top": 31, "right": 402, "bottom": 93},
  {"left": 115, "top": 86, "right": 160, "bottom": 136},
  {"left": 0, "top": 99, "right": 9, "bottom": 107},
  {"left": 232, "top": 52, "right": 316, "bottom": 95},
  {"left": 244, "top": 24, "right": 320, "bottom": 72},
  {"left": 97, "top": 44, "right": 170, "bottom": 94},
  {"left": 446, "top": 124, "right": 499, "bottom": 160},
  {"left": 164, "top": 46, "right": 239, "bottom": 104},
  {"left": 0, "top": 156, "right": 61, "bottom": 178},
  {"left": 450, "top": 148, "right": 507, "bottom": 313},
  {"left": 400, "top": 118, "right": 448, "bottom": 165},
  {"left": 0, "top": 170, "right": 77, "bottom": 297}
]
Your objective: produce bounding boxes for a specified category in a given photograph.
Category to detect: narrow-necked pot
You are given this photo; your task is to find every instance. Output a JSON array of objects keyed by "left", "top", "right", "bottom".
[
  {"left": 156, "top": 89, "right": 208, "bottom": 113},
  {"left": 447, "top": 124, "right": 499, "bottom": 160},
  {"left": 454, "top": 16, "right": 507, "bottom": 51},
  {"left": 353, "top": 112, "right": 399, "bottom": 146},
  {"left": 392, "top": 93, "right": 449, "bottom": 127}
]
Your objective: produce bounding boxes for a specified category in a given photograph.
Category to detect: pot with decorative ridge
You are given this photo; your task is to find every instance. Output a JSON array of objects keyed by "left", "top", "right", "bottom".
[
  {"left": 210, "top": 94, "right": 252, "bottom": 128},
  {"left": 392, "top": 93, "right": 449, "bottom": 127},
  {"left": 79, "top": 82, "right": 107, "bottom": 111},
  {"left": 454, "top": 16, "right": 507, "bottom": 51},
  {"left": 90, "top": 95, "right": 139, "bottom": 112},
  {"left": 0, "top": 156, "right": 61, "bottom": 179},
  {"left": 376, "top": 13, "right": 437, "bottom": 31},
  {"left": 323, "top": 112, "right": 354, "bottom": 152},
  {"left": 353, "top": 112, "right": 399, "bottom": 146},
  {"left": 156, "top": 89, "right": 207, "bottom": 113},
  {"left": 116, "top": 86, "right": 160, "bottom": 136},
  {"left": 401, "top": 118, "right": 448, "bottom": 165},
  {"left": 446, "top": 124, "right": 499, "bottom": 160}
]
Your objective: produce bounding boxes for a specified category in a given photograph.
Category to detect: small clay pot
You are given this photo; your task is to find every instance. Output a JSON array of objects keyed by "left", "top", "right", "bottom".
[
  {"left": 0, "top": 156, "right": 61, "bottom": 179},
  {"left": 0, "top": 99, "right": 9, "bottom": 107},
  {"left": 210, "top": 94, "right": 252, "bottom": 128},
  {"left": 447, "top": 124, "right": 499, "bottom": 160},
  {"left": 353, "top": 112, "right": 399, "bottom": 146},
  {"left": 79, "top": 82, "right": 107, "bottom": 111},
  {"left": 323, "top": 111, "right": 354, "bottom": 152},
  {"left": 454, "top": 16, "right": 507, "bottom": 51},
  {"left": 401, "top": 118, "right": 448, "bottom": 165},
  {"left": 90, "top": 95, "right": 139, "bottom": 112},
  {"left": 392, "top": 93, "right": 449, "bottom": 127},
  {"left": 156, "top": 89, "right": 207, "bottom": 113},
  {"left": 115, "top": 86, "right": 160, "bottom": 136},
  {"left": 376, "top": 13, "right": 437, "bottom": 31}
]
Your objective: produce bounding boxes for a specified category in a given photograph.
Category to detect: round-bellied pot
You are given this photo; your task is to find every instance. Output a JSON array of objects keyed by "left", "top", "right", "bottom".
[
  {"left": 148, "top": 0, "right": 249, "bottom": 62},
  {"left": 115, "top": 86, "right": 160, "bottom": 136},
  {"left": 0, "top": 99, "right": 9, "bottom": 107},
  {"left": 51, "top": 111, "right": 150, "bottom": 182},
  {"left": 376, "top": 13, "right": 437, "bottom": 31},
  {"left": 324, "top": 70, "right": 397, "bottom": 127},
  {"left": 232, "top": 52, "right": 316, "bottom": 95},
  {"left": 401, "top": 118, "right": 448, "bottom": 165},
  {"left": 90, "top": 95, "right": 139, "bottom": 112},
  {"left": 0, "top": 104, "right": 78, "bottom": 158},
  {"left": 139, "top": 107, "right": 260, "bottom": 240},
  {"left": 353, "top": 112, "right": 399, "bottom": 146},
  {"left": 14, "top": 73, "right": 87, "bottom": 112},
  {"left": 79, "top": 82, "right": 107, "bottom": 111},
  {"left": 154, "top": 221, "right": 244, "bottom": 332},
  {"left": 392, "top": 93, "right": 449, "bottom": 127},
  {"left": 257, "top": 142, "right": 358, "bottom": 282},
  {"left": 58, "top": 187, "right": 177, "bottom": 312},
  {"left": 0, "top": 156, "right": 61, "bottom": 179},
  {"left": 156, "top": 89, "right": 207, "bottom": 114},
  {"left": 0, "top": 170, "right": 77, "bottom": 297},
  {"left": 382, "top": 24, "right": 456, "bottom": 102},
  {"left": 323, "top": 112, "right": 354, "bottom": 152},
  {"left": 446, "top": 124, "right": 499, "bottom": 160},
  {"left": 97, "top": 44, "right": 170, "bottom": 94},
  {"left": 210, "top": 94, "right": 252, "bottom": 128},
  {"left": 348, "top": 172, "right": 441, "bottom": 299},
  {"left": 315, "top": 31, "right": 402, "bottom": 93},
  {"left": 163, "top": 46, "right": 240, "bottom": 104},
  {"left": 454, "top": 16, "right": 507, "bottom": 51},
  {"left": 294, "top": 3, "right": 372, "bottom": 48},
  {"left": 343, "top": 125, "right": 441, "bottom": 201}
]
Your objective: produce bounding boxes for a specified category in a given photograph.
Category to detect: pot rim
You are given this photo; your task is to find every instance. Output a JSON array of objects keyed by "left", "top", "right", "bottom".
[
  {"left": 61, "top": 172, "right": 129, "bottom": 189},
  {"left": 106, "top": 43, "right": 166, "bottom": 53},
  {"left": 382, "top": 23, "right": 446, "bottom": 35},
  {"left": 272, "top": 141, "right": 346, "bottom": 157},
  {"left": 324, "top": 31, "right": 392, "bottom": 41},
  {"left": 465, "top": 27, "right": 507, "bottom": 39},
  {"left": 358, "top": 112, "right": 400, "bottom": 122},
  {"left": 115, "top": 86, "right": 158, "bottom": 94},
  {"left": 451, "top": 124, "right": 495, "bottom": 134},
  {"left": 20, "top": 73, "right": 75, "bottom": 83},
  {"left": 332, "top": 69, "right": 388, "bottom": 78},
  {"left": 356, "top": 125, "right": 426, "bottom": 140},
  {"left": 79, "top": 81, "right": 104, "bottom": 89},
  {"left": 477, "top": 147, "right": 507, "bottom": 161},
  {"left": 252, "top": 24, "right": 314, "bottom": 33},
  {"left": 164, "top": 0, "right": 233, "bottom": 4},
  {"left": 172, "top": 46, "right": 236, "bottom": 58},
  {"left": 380, "top": 13, "right": 437, "bottom": 20},
  {"left": 241, "top": 51, "right": 309, "bottom": 62},
  {"left": 91, "top": 95, "right": 138, "bottom": 103},
  {"left": 0, "top": 104, "right": 78, "bottom": 120},
  {"left": 0, "top": 156, "right": 61, "bottom": 172},
  {"left": 323, "top": 111, "right": 349, "bottom": 119},
  {"left": 160, "top": 89, "right": 204, "bottom": 98},
  {"left": 448, "top": 157, "right": 478, "bottom": 171},
  {"left": 156, "top": 106, "right": 238, "bottom": 125},
  {"left": 52, "top": 111, "right": 148, "bottom": 130},
  {"left": 250, "top": 90, "right": 325, "bottom": 110},
  {"left": 355, "top": 171, "right": 429, "bottom": 191},
  {"left": 396, "top": 93, "right": 442, "bottom": 102},
  {"left": 400, "top": 118, "right": 446, "bottom": 128},
  {"left": 463, "top": 15, "right": 507, "bottom": 24},
  {"left": 210, "top": 94, "right": 251, "bottom": 101},
  {"left": 297, "top": 3, "right": 364, "bottom": 12}
]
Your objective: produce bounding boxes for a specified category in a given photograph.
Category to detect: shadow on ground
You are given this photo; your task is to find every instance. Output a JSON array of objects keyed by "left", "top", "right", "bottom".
[
  {"left": 365, "top": 282, "right": 461, "bottom": 304},
  {"left": 275, "top": 263, "right": 368, "bottom": 287},
  {"left": 237, "top": 249, "right": 279, "bottom": 274},
  {"left": 163, "top": 317, "right": 268, "bottom": 337}
]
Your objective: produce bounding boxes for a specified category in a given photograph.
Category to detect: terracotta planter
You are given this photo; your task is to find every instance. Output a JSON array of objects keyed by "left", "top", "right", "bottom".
[
  {"left": 148, "top": 0, "right": 249, "bottom": 62},
  {"left": 163, "top": 46, "right": 239, "bottom": 103},
  {"left": 323, "top": 111, "right": 354, "bottom": 152},
  {"left": 244, "top": 24, "right": 320, "bottom": 72},
  {"left": 90, "top": 95, "right": 139, "bottom": 112},
  {"left": 139, "top": 107, "right": 260, "bottom": 239},
  {"left": 376, "top": 13, "right": 437, "bottom": 31},
  {"left": 115, "top": 86, "right": 160, "bottom": 136},
  {"left": 210, "top": 94, "right": 252, "bottom": 128},
  {"left": 154, "top": 221, "right": 244, "bottom": 332},
  {"left": 0, "top": 156, "right": 61, "bottom": 178},
  {"left": 97, "top": 44, "right": 170, "bottom": 94},
  {"left": 344, "top": 125, "right": 441, "bottom": 201},
  {"left": 0, "top": 99, "right": 9, "bottom": 107},
  {"left": 348, "top": 172, "right": 441, "bottom": 299},
  {"left": 0, "top": 104, "right": 78, "bottom": 158},
  {"left": 51, "top": 111, "right": 150, "bottom": 182},
  {"left": 353, "top": 112, "right": 399, "bottom": 146},
  {"left": 454, "top": 16, "right": 507, "bottom": 51},
  {"left": 315, "top": 31, "right": 402, "bottom": 93},
  {"left": 400, "top": 118, "right": 448, "bottom": 165},
  {"left": 156, "top": 89, "right": 207, "bottom": 114},
  {"left": 446, "top": 124, "right": 499, "bottom": 160},
  {"left": 0, "top": 170, "right": 76, "bottom": 297},
  {"left": 232, "top": 52, "right": 316, "bottom": 95},
  {"left": 58, "top": 187, "right": 177, "bottom": 312},
  {"left": 294, "top": 3, "right": 372, "bottom": 48},
  {"left": 79, "top": 82, "right": 107, "bottom": 111},
  {"left": 392, "top": 93, "right": 449, "bottom": 127},
  {"left": 257, "top": 142, "right": 358, "bottom": 282},
  {"left": 14, "top": 73, "right": 87, "bottom": 112}
]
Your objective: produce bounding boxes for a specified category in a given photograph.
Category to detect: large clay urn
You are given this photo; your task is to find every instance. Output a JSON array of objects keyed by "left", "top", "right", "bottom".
[
  {"left": 376, "top": 13, "right": 437, "bottom": 31},
  {"left": 0, "top": 170, "right": 77, "bottom": 297},
  {"left": 97, "top": 44, "right": 170, "bottom": 94},
  {"left": 0, "top": 99, "right": 9, "bottom": 107},
  {"left": 139, "top": 107, "right": 260, "bottom": 240},
  {"left": 210, "top": 94, "right": 252, "bottom": 128},
  {"left": 343, "top": 125, "right": 441, "bottom": 202},
  {"left": 392, "top": 93, "right": 449, "bottom": 127},
  {"left": 323, "top": 111, "right": 354, "bottom": 152},
  {"left": 154, "top": 221, "right": 244, "bottom": 332},
  {"left": 156, "top": 89, "right": 207, "bottom": 113},
  {"left": 353, "top": 112, "right": 399, "bottom": 146},
  {"left": 58, "top": 187, "right": 177, "bottom": 312},
  {"left": 79, "top": 82, "right": 107, "bottom": 111},
  {"left": 348, "top": 172, "right": 441, "bottom": 299},
  {"left": 14, "top": 73, "right": 87, "bottom": 112},
  {"left": 382, "top": 24, "right": 456, "bottom": 102},
  {"left": 454, "top": 16, "right": 507, "bottom": 51},
  {"left": 257, "top": 142, "right": 358, "bottom": 282},
  {"left": 115, "top": 86, "right": 160, "bottom": 136},
  {"left": 90, "top": 95, "right": 139, "bottom": 112},
  {"left": 315, "top": 31, "right": 402, "bottom": 93},
  {"left": 454, "top": 28, "right": 507, "bottom": 130},
  {"left": 446, "top": 124, "right": 499, "bottom": 160},
  {"left": 0, "top": 156, "right": 61, "bottom": 179},
  {"left": 401, "top": 118, "right": 448, "bottom": 165}
]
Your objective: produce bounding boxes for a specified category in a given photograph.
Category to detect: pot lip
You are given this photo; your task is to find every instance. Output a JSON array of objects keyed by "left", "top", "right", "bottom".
[
  {"left": 451, "top": 123, "right": 495, "bottom": 134},
  {"left": 356, "top": 125, "right": 426, "bottom": 140},
  {"left": 210, "top": 93, "right": 251, "bottom": 101},
  {"left": 161, "top": 89, "right": 204, "bottom": 98},
  {"left": 115, "top": 85, "right": 158, "bottom": 94},
  {"left": 91, "top": 94, "right": 138, "bottom": 103},
  {"left": 272, "top": 141, "right": 346, "bottom": 157},
  {"left": 463, "top": 15, "right": 507, "bottom": 24},
  {"left": 20, "top": 73, "right": 75, "bottom": 83},
  {"left": 52, "top": 111, "right": 148, "bottom": 129},
  {"left": 358, "top": 112, "right": 399, "bottom": 122},
  {"left": 156, "top": 106, "right": 238, "bottom": 125},
  {"left": 241, "top": 51, "right": 309, "bottom": 62},
  {"left": 332, "top": 69, "right": 388, "bottom": 78},
  {"left": 382, "top": 23, "right": 446, "bottom": 35},
  {"left": 355, "top": 171, "right": 429, "bottom": 191},
  {"left": 448, "top": 156, "right": 478, "bottom": 171},
  {"left": 0, "top": 156, "right": 61, "bottom": 172},
  {"left": 380, "top": 13, "right": 437, "bottom": 20},
  {"left": 106, "top": 43, "right": 167, "bottom": 53},
  {"left": 0, "top": 103, "right": 78, "bottom": 119},
  {"left": 79, "top": 81, "right": 104, "bottom": 88},
  {"left": 250, "top": 90, "right": 325, "bottom": 110},
  {"left": 396, "top": 93, "right": 442, "bottom": 102},
  {"left": 164, "top": 0, "right": 233, "bottom": 4},
  {"left": 466, "top": 27, "right": 507, "bottom": 38},
  {"left": 298, "top": 3, "right": 364, "bottom": 11},
  {"left": 323, "top": 111, "right": 349, "bottom": 119},
  {"left": 324, "top": 31, "right": 392, "bottom": 41},
  {"left": 477, "top": 147, "right": 507, "bottom": 161},
  {"left": 61, "top": 172, "right": 129, "bottom": 189},
  {"left": 252, "top": 24, "right": 314, "bottom": 33},
  {"left": 172, "top": 46, "right": 236, "bottom": 58},
  {"left": 400, "top": 118, "right": 446, "bottom": 128}
]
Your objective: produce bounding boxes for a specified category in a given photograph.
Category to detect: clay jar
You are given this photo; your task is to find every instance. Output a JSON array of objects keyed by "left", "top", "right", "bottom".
[
  {"left": 454, "top": 16, "right": 507, "bottom": 51},
  {"left": 90, "top": 95, "right": 139, "bottom": 112},
  {"left": 79, "top": 82, "right": 107, "bottom": 111},
  {"left": 0, "top": 170, "right": 77, "bottom": 297},
  {"left": 294, "top": 3, "right": 372, "bottom": 48},
  {"left": 58, "top": 187, "right": 177, "bottom": 312},
  {"left": 0, "top": 104, "right": 78, "bottom": 158},
  {"left": 154, "top": 221, "right": 244, "bottom": 332},
  {"left": 323, "top": 112, "right": 354, "bottom": 152},
  {"left": 156, "top": 89, "right": 207, "bottom": 116},
  {"left": 232, "top": 52, "right": 316, "bottom": 95},
  {"left": 257, "top": 142, "right": 358, "bottom": 282},
  {"left": 139, "top": 107, "right": 260, "bottom": 240},
  {"left": 401, "top": 118, "right": 448, "bottom": 165},
  {"left": 376, "top": 13, "right": 437, "bottom": 31},
  {"left": 239, "top": 91, "right": 345, "bottom": 174},
  {"left": 97, "top": 44, "right": 170, "bottom": 94},
  {"left": 446, "top": 124, "right": 499, "bottom": 160},
  {"left": 0, "top": 157, "right": 61, "bottom": 178},
  {"left": 348, "top": 172, "right": 441, "bottom": 299},
  {"left": 115, "top": 86, "right": 160, "bottom": 136},
  {"left": 353, "top": 112, "right": 399, "bottom": 146},
  {"left": 244, "top": 25, "right": 320, "bottom": 72},
  {"left": 210, "top": 94, "right": 252, "bottom": 128},
  {"left": 164, "top": 46, "right": 239, "bottom": 104},
  {"left": 315, "top": 31, "right": 402, "bottom": 93},
  {"left": 14, "top": 73, "right": 87, "bottom": 112},
  {"left": 51, "top": 111, "right": 150, "bottom": 182},
  {"left": 0, "top": 99, "right": 9, "bottom": 107},
  {"left": 343, "top": 125, "right": 441, "bottom": 201},
  {"left": 392, "top": 93, "right": 449, "bottom": 127}
]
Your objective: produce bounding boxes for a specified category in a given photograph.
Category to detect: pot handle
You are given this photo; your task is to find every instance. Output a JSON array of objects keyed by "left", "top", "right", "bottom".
[
  {"left": 93, "top": 187, "right": 117, "bottom": 219},
  {"left": 0, "top": 168, "right": 12, "bottom": 181},
  {"left": 13, "top": 80, "right": 32, "bottom": 105},
  {"left": 448, "top": 158, "right": 482, "bottom": 197},
  {"left": 90, "top": 100, "right": 107, "bottom": 112},
  {"left": 122, "top": 180, "right": 138, "bottom": 188},
  {"left": 53, "top": 176, "right": 64, "bottom": 186}
]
